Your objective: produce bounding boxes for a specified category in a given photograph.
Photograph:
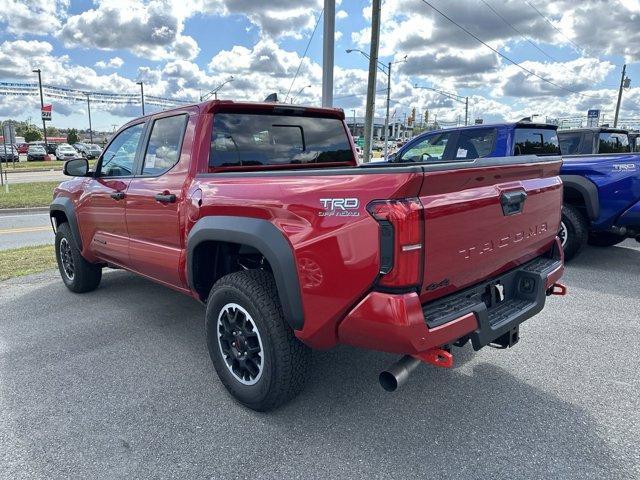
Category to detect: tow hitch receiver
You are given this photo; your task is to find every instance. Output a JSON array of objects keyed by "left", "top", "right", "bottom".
[
  {"left": 548, "top": 283, "right": 567, "bottom": 296},
  {"left": 414, "top": 348, "right": 454, "bottom": 369}
]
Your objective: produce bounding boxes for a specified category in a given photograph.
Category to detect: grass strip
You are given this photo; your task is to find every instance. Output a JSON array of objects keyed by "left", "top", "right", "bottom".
[
  {"left": 0, "top": 244, "right": 57, "bottom": 281},
  {"left": 0, "top": 181, "right": 60, "bottom": 209}
]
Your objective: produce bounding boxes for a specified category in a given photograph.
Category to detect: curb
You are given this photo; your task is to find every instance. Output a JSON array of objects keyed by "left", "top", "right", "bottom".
[
  {"left": 0, "top": 206, "right": 50, "bottom": 215},
  {"left": 4, "top": 168, "right": 63, "bottom": 174}
]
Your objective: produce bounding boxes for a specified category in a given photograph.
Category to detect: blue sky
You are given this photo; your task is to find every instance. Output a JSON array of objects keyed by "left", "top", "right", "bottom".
[{"left": 0, "top": 0, "right": 639, "bottom": 132}]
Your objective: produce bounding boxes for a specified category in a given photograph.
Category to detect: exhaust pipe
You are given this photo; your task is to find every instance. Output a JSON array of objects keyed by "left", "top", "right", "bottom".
[{"left": 379, "top": 355, "right": 422, "bottom": 392}]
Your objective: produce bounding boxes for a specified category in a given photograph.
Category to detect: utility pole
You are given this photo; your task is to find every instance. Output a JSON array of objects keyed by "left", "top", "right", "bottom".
[
  {"left": 32, "top": 69, "right": 48, "bottom": 146},
  {"left": 363, "top": 0, "right": 381, "bottom": 162},
  {"left": 137, "top": 81, "right": 145, "bottom": 115},
  {"left": 614, "top": 64, "right": 628, "bottom": 128},
  {"left": 322, "top": 0, "right": 335, "bottom": 107},
  {"left": 465, "top": 97, "right": 469, "bottom": 126},
  {"left": 85, "top": 93, "right": 93, "bottom": 144},
  {"left": 351, "top": 109, "right": 357, "bottom": 136}
]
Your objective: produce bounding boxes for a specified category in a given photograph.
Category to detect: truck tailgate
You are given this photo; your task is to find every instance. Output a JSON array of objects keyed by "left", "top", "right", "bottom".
[{"left": 418, "top": 157, "right": 563, "bottom": 303}]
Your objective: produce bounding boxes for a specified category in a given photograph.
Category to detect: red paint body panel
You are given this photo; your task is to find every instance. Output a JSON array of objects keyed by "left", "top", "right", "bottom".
[{"left": 52, "top": 100, "right": 565, "bottom": 358}]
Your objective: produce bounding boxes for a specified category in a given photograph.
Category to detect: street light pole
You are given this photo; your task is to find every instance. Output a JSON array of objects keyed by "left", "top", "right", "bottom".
[
  {"left": 136, "top": 81, "right": 145, "bottom": 115},
  {"left": 383, "top": 62, "right": 392, "bottom": 159},
  {"left": 85, "top": 93, "right": 93, "bottom": 144},
  {"left": 201, "top": 77, "right": 235, "bottom": 101},
  {"left": 414, "top": 84, "right": 469, "bottom": 126},
  {"left": 32, "top": 69, "right": 48, "bottom": 146},
  {"left": 291, "top": 85, "right": 311, "bottom": 103}
]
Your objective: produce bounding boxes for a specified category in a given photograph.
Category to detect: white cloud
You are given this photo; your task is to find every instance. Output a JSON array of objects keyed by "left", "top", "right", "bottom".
[
  {"left": 95, "top": 57, "right": 124, "bottom": 69},
  {"left": 0, "top": 0, "right": 69, "bottom": 36}
]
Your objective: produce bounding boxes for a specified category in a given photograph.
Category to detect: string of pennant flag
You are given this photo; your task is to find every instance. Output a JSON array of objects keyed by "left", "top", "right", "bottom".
[{"left": 0, "top": 82, "right": 193, "bottom": 108}]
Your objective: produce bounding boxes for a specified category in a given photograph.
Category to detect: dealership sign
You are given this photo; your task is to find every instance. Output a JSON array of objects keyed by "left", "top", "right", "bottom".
[
  {"left": 41, "top": 104, "right": 52, "bottom": 121},
  {"left": 587, "top": 109, "right": 600, "bottom": 127}
]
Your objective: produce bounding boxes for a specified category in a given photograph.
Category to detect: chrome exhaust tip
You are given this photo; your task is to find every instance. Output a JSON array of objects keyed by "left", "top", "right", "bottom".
[{"left": 379, "top": 355, "right": 422, "bottom": 392}]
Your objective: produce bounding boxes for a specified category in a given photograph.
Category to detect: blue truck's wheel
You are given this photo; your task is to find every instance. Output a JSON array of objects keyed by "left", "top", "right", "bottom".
[
  {"left": 205, "top": 270, "right": 311, "bottom": 411},
  {"left": 560, "top": 204, "right": 588, "bottom": 261}
]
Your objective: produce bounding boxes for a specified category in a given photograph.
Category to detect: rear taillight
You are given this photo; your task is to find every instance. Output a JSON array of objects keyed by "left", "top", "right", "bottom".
[{"left": 367, "top": 198, "right": 424, "bottom": 289}]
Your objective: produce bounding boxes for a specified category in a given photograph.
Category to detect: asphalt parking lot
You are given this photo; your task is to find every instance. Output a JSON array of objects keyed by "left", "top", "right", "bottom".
[{"left": 1, "top": 241, "right": 638, "bottom": 479}]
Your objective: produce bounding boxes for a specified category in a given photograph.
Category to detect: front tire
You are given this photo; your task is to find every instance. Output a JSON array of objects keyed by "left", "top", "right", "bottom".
[
  {"left": 205, "top": 270, "right": 311, "bottom": 411},
  {"left": 559, "top": 204, "right": 588, "bottom": 261},
  {"left": 55, "top": 222, "right": 102, "bottom": 293}
]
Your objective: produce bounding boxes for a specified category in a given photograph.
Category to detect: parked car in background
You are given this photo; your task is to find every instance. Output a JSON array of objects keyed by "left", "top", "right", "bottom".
[
  {"left": 83, "top": 144, "right": 102, "bottom": 159},
  {"left": 74, "top": 143, "right": 88, "bottom": 155},
  {"left": 0, "top": 144, "right": 19, "bottom": 162},
  {"left": 17, "top": 143, "right": 29, "bottom": 154},
  {"left": 27, "top": 144, "right": 48, "bottom": 161},
  {"left": 46, "top": 143, "right": 59, "bottom": 154},
  {"left": 55, "top": 144, "right": 78, "bottom": 161}
]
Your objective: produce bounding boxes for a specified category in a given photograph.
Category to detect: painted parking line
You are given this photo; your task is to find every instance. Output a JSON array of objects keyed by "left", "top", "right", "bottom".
[{"left": 0, "top": 226, "right": 51, "bottom": 235}]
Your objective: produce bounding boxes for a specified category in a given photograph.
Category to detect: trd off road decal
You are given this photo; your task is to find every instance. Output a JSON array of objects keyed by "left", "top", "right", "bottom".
[{"left": 319, "top": 198, "right": 361, "bottom": 217}]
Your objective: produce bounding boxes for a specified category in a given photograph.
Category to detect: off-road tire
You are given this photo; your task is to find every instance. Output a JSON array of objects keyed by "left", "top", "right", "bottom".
[
  {"left": 587, "top": 232, "right": 626, "bottom": 247},
  {"left": 55, "top": 222, "right": 102, "bottom": 293},
  {"left": 205, "top": 270, "right": 311, "bottom": 411},
  {"left": 560, "top": 204, "right": 588, "bottom": 261}
]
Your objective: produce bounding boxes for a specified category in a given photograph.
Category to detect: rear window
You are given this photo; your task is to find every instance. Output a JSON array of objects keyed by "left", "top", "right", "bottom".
[
  {"left": 209, "top": 113, "right": 353, "bottom": 168},
  {"left": 598, "top": 132, "right": 630, "bottom": 153},
  {"left": 558, "top": 132, "right": 583, "bottom": 155},
  {"left": 514, "top": 128, "right": 560, "bottom": 156}
]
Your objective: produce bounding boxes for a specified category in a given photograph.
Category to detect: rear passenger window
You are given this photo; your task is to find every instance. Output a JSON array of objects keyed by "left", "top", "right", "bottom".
[
  {"left": 598, "top": 132, "right": 630, "bottom": 153},
  {"left": 454, "top": 128, "right": 496, "bottom": 159},
  {"left": 142, "top": 114, "right": 188, "bottom": 175},
  {"left": 399, "top": 131, "right": 453, "bottom": 162},
  {"left": 514, "top": 128, "right": 560, "bottom": 156}
]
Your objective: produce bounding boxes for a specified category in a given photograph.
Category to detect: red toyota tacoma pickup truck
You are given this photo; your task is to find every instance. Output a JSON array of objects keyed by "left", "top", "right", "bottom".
[{"left": 50, "top": 100, "right": 565, "bottom": 410}]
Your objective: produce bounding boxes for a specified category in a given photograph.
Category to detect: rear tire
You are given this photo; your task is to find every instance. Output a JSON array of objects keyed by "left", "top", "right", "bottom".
[
  {"left": 559, "top": 204, "right": 588, "bottom": 261},
  {"left": 55, "top": 222, "right": 102, "bottom": 293},
  {"left": 587, "top": 232, "right": 626, "bottom": 247},
  {"left": 205, "top": 270, "right": 311, "bottom": 411}
]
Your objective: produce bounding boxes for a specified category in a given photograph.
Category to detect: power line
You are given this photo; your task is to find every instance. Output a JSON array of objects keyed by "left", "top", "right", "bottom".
[
  {"left": 284, "top": 9, "right": 324, "bottom": 103},
  {"left": 479, "top": 0, "right": 559, "bottom": 62},
  {"left": 523, "top": 0, "right": 583, "bottom": 55},
  {"left": 419, "top": 0, "right": 600, "bottom": 99}
]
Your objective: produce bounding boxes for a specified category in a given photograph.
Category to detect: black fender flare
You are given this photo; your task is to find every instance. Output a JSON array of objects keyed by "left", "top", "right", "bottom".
[
  {"left": 49, "top": 197, "right": 83, "bottom": 250},
  {"left": 187, "top": 216, "right": 304, "bottom": 330},
  {"left": 560, "top": 175, "right": 600, "bottom": 220}
]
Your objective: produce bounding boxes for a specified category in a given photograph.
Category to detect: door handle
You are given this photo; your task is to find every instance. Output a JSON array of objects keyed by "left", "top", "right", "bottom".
[
  {"left": 110, "top": 192, "right": 125, "bottom": 200},
  {"left": 155, "top": 193, "right": 177, "bottom": 203}
]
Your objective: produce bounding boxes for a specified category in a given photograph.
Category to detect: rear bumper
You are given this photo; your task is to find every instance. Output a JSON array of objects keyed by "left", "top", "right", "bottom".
[{"left": 337, "top": 239, "right": 564, "bottom": 355}]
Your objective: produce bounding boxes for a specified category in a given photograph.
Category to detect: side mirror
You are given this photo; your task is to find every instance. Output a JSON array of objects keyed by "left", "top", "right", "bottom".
[
  {"left": 386, "top": 152, "right": 397, "bottom": 162},
  {"left": 63, "top": 158, "right": 89, "bottom": 177}
]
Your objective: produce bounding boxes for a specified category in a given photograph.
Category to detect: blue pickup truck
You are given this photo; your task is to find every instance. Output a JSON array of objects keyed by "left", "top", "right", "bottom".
[{"left": 387, "top": 122, "right": 640, "bottom": 260}]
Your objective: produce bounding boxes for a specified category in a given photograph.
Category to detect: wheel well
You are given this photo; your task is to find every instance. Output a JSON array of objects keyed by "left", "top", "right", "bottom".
[
  {"left": 191, "top": 241, "right": 272, "bottom": 302},
  {"left": 563, "top": 186, "right": 587, "bottom": 213},
  {"left": 50, "top": 210, "right": 68, "bottom": 228}
]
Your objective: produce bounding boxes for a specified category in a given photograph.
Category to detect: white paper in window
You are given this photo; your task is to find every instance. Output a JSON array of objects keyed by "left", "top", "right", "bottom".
[
  {"left": 146, "top": 154, "right": 156, "bottom": 168},
  {"left": 456, "top": 148, "right": 467, "bottom": 158}
]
